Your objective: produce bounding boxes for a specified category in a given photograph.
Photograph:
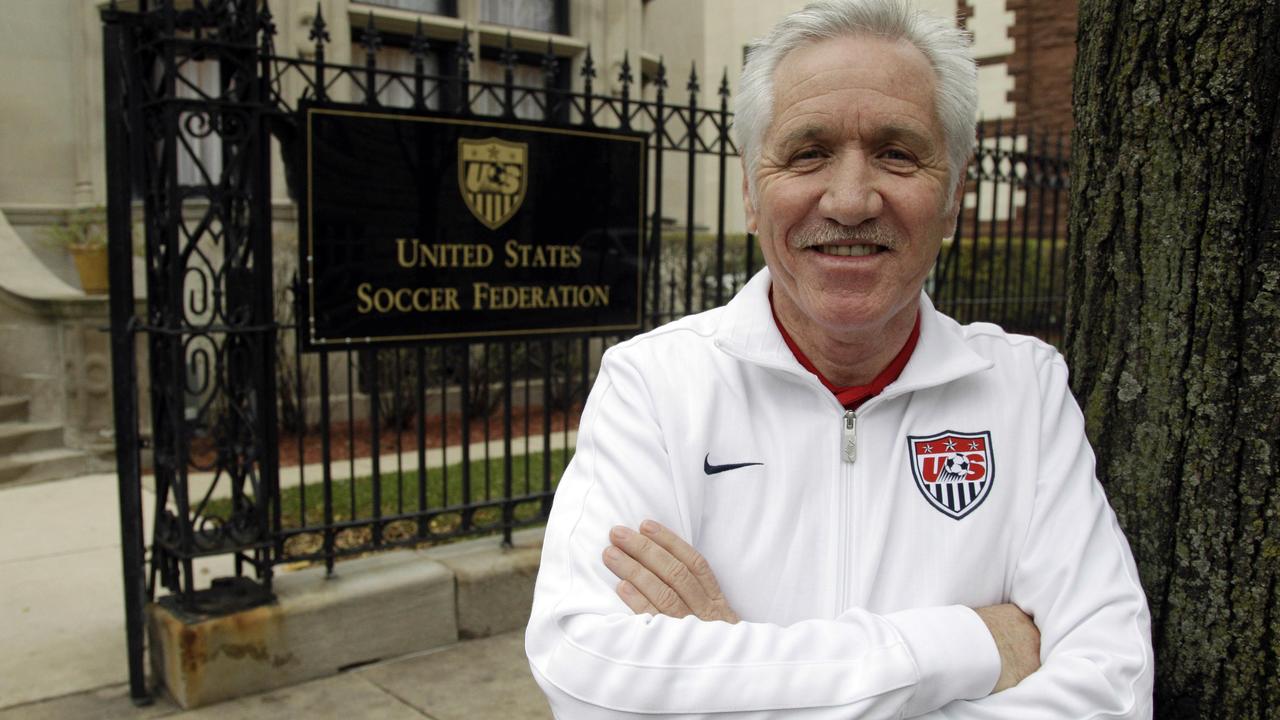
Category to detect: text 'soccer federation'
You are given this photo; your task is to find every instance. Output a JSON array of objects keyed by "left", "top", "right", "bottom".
[{"left": 301, "top": 104, "right": 646, "bottom": 349}]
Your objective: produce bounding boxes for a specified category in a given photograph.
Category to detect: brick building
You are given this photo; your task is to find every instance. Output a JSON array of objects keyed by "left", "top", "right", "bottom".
[{"left": 966, "top": 0, "right": 1077, "bottom": 138}]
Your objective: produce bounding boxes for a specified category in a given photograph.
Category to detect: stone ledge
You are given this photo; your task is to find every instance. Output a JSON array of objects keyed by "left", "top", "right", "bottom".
[
  {"left": 148, "top": 527, "right": 546, "bottom": 710},
  {"left": 427, "top": 527, "right": 545, "bottom": 639},
  {"left": 150, "top": 549, "right": 456, "bottom": 709}
]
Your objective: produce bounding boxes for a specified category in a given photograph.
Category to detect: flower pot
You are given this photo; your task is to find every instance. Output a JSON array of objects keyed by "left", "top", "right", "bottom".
[{"left": 69, "top": 245, "right": 109, "bottom": 294}]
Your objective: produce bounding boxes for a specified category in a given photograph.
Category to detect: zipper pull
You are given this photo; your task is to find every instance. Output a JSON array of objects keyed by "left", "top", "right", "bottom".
[{"left": 842, "top": 410, "right": 857, "bottom": 463}]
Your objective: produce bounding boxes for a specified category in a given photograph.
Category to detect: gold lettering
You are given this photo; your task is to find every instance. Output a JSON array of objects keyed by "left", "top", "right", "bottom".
[
  {"left": 464, "top": 163, "right": 486, "bottom": 193},
  {"left": 355, "top": 284, "right": 463, "bottom": 314},
  {"left": 399, "top": 240, "right": 496, "bottom": 268},
  {"left": 469, "top": 283, "right": 612, "bottom": 310},
  {"left": 421, "top": 243, "right": 440, "bottom": 267},
  {"left": 499, "top": 165, "right": 522, "bottom": 195},
  {"left": 501, "top": 241, "right": 584, "bottom": 268},
  {"left": 395, "top": 238, "right": 418, "bottom": 268},
  {"left": 356, "top": 283, "right": 374, "bottom": 313}
]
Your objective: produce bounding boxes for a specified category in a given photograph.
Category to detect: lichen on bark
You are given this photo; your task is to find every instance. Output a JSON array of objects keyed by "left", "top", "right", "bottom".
[{"left": 1068, "top": 0, "right": 1280, "bottom": 716}]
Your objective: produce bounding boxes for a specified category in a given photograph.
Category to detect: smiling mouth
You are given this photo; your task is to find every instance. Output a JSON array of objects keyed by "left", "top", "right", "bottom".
[{"left": 813, "top": 244, "right": 885, "bottom": 257}]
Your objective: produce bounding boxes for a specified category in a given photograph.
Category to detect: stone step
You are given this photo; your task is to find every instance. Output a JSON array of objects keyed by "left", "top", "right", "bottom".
[
  {"left": 0, "top": 447, "right": 89, "bottom": 487},
  {"left": 0, "top": 395, "right": 27, "bottom": 424},
  {"left": 0, "top": 422, "right": 64, "bottom": 456}
]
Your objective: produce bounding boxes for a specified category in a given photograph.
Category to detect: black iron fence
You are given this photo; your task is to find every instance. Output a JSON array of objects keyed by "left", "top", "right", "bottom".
[
  {"left": 935, "top": 121, "right": 1071, "bottom": 340},
  {"left": 102, "top": 0, "right": 1068, "bottom": 702}
]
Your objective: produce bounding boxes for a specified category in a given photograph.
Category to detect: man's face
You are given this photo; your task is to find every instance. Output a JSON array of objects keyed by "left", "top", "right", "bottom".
[{"left": 745, "top": 35, "right": 961, "bottom": 340}]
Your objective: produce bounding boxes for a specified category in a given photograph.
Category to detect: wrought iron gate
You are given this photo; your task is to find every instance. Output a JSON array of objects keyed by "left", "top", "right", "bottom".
[
  {"left": 102, "top": 0, "right": 1068, "bottom": 703},
  {"left": 101, "top": 0, "right": 748, "bottom": 701}
]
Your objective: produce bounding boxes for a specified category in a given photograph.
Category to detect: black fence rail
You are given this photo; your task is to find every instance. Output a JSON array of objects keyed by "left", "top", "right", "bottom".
[
  {"left": 103, "top": 0, "right": 1069, "bottom": 703},
  {"left": 934, "top": 121, "right": 1071, "bottom": 341}
]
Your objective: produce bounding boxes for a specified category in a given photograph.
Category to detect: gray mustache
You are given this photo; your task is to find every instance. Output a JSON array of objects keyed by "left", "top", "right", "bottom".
[{"left": 790, "top": 222, "right": 902, "bottom": 250}]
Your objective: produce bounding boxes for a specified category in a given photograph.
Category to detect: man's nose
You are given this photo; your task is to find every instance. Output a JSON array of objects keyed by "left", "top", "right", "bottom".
[{"left": 818, "top": 153, "right": 883, "bottom": 226}]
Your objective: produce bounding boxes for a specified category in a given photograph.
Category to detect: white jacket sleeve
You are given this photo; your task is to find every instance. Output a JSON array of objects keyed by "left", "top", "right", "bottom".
[
  {"left": 912, "top": 355, "right": 1154, "bottom": 719},
  {"left": 526, "top": 354, "right": 1001, "bottom": 719}
]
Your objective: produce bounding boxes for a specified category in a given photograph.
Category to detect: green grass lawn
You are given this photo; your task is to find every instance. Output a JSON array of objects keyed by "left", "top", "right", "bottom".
[{"left": 203, "top": 448, "right": 573, "bottom": 554}]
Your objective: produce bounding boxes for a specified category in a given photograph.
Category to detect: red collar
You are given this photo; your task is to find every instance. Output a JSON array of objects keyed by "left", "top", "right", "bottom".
[{"left": 771, "top": 300, "right": 921, "bottom": 410}]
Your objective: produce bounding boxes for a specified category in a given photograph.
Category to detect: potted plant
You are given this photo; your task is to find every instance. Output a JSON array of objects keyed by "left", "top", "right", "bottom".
[{"left": 43, "top": 206, "right": 108, "bottom": 294}]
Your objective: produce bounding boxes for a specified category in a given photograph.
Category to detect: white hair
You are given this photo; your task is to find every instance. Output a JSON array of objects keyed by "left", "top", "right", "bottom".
[{"left": 735, "top": 0, "right": 978, "bottom": 200}]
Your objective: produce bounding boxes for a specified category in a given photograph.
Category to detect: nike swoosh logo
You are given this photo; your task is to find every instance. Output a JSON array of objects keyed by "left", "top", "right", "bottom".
[{"left": 703, "top": 453, "right": 764, "bottom": 475}]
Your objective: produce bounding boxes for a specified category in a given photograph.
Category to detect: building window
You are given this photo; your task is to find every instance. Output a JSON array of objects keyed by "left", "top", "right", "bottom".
[
  {"left": 352, "top": 19, "right": 455, "bottom": 110},
  {"left": 473, "top": 46, "right": 571, "bottom": 120},
  {"left": 355, "top": 0, "right": 455, "bottom": 15},
  {"left": 372, "top": 42, "right": 444, "bottom": 109},
  {"left": 479, "top": 0, "right": 567, "bottom": 35}
]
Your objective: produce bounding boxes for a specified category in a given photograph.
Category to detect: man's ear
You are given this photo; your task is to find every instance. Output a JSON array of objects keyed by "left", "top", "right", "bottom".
[
  {"left": 742, "top": 158, "right": 758, "bottom": 234},
  {"left": 945, "top": 159, "right": 969, "bottom": 229}
]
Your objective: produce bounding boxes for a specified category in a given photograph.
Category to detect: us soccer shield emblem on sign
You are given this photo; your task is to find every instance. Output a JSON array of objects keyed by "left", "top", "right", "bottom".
[
  {"left": 907, "top": 430, "right": 995, "bottom": 520},
  {"left": 458, "top": 137, "right": 528, "bottom": 230}
]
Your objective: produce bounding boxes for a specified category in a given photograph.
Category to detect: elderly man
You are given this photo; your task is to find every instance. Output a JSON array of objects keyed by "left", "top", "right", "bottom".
[{"left": 526, "top": 0, "right": 1154, "bottom": 717}]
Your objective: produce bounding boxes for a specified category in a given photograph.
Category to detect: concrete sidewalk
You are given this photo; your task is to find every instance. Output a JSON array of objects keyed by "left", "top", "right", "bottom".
[
  {"left": 0, "top": 472, "right": 553, "bottom": 719},
  {"left": 0, "top": 631, "right": 550, "bottom": 720}
]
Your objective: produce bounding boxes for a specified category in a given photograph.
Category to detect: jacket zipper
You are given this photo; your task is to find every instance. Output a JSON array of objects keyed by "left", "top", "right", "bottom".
[
  {"left": 837, "top": 409, "right": 857, "bottom": 614},
  {"left": 842, "top": 410, "right": 857, "bottom": 463}
]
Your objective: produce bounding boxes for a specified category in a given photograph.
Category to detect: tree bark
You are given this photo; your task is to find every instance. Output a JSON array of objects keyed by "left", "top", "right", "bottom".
[{"left": 1068, "top": 0, "right": 1280, "bottom": 717}]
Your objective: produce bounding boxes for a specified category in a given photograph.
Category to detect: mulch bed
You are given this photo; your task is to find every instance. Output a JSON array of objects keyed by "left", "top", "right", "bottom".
[{"left": 187, "top": 403, "right": 582, "bottom": 470}]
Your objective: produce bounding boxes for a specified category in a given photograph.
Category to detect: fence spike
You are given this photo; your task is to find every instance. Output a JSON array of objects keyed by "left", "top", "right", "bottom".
[
  {"left": 455, "top": 25, "right": 473, "bottom": 66},
  {"left": 687, "top": 61, "right": 699, "bottom": 94},
  {"left": 581, "top": 45, "right": 597, "bottom": 81},
  {"left": 258, "top": 0, "right": 277, "bottom": 53},
  {"left": 719, "top": 67, "right": 730, "bottom": 98},
  {"left": 363, "top": 12, "right": 382, "bottom": 55},
  {"left": 410, "top": 17, "right": 428, "bottom": 58},
  {"left": 542, "top": 37, "right": 558, "bottom": 82},
  {"left": 655, "top": 56, "right": 668, "bottom": 90},
  {"left": 581, "top": 46, "right": 596, "bottom": 124},
  {"left": 619, "top": 51, "right": 634, "bottom": 91},
  {"left": 501, "top": 31, "right": 516, "bottom": 70},
  {"left": 309, "top": 3, "right": 330, "bottom": 46},
  {"left": 259, "top": 0, "right": 276, "bottom": 35}
]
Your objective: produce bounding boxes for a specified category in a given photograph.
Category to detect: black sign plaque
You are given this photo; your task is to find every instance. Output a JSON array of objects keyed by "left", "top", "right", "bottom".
[{"left": 300, "top": 104, "right": 645, "bottom": 350}]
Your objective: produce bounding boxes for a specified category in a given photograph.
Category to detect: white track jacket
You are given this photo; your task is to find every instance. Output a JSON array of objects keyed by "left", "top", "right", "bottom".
[{"left": 526, "top": 269, "right": 1154, "bottom": 718}]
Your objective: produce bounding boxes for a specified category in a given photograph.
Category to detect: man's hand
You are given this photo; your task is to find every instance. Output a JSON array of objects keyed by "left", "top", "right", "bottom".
[
  {"left": 603, "top": 519, "right": 740, "bottom": 624},
  {"left": 975, "top": 603, "right": 1041, "bottom": 692}
]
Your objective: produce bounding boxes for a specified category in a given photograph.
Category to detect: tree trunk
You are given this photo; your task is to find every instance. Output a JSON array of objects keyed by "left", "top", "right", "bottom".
[{"left": 1068, "top": 1, "right": 1280, "bottom": 717}]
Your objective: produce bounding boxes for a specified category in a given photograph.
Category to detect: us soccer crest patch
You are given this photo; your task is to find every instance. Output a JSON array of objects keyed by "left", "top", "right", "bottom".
[
  {"left": 458, "top": 137, "right": 528, "bottom": 230},
  {"left": 907, "top": 430, "right": 995, "bottom": 520}
]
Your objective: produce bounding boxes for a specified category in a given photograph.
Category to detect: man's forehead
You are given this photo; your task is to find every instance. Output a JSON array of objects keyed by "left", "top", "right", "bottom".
[
  {"left": 767, "top": 34, "right": 941, "bottom": 143},
  {"left": 774, "top": 117, "right": 938, "bottom": 154}
]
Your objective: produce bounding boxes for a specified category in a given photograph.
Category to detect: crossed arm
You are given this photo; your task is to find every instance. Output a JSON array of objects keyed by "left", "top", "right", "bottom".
[{"left": 603, "top": 519, "right": 1042, "bottom": 696}]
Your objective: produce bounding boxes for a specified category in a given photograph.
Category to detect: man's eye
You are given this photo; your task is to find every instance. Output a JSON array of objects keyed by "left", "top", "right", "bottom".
[
  {"left": 790, "top": 148, "right": 825, "bottom": 164},
  {"left": 881, "top": 148, "right": 918, "bottom": 164}
]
